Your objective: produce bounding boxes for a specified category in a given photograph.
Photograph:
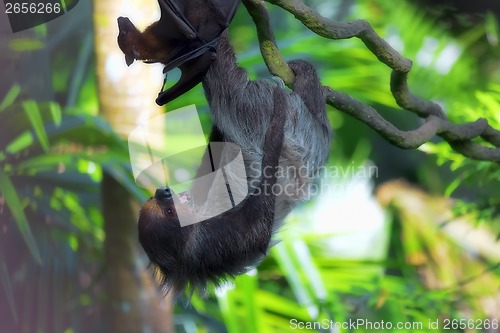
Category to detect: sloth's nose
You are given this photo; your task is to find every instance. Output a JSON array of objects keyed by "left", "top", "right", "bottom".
[{"left": 155, "top": 186, "right": 172, "bottom": 199}]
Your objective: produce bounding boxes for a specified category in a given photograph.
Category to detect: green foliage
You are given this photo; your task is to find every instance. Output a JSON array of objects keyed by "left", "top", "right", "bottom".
[
  {"left": 0, "top": 84, "right": 142, "bottom": 331},
  {"left": 168, "top": 1, "right": 500, "bottom": 332},
  {"left": 1, "top": 0, "right": 499, "bottom": 332}
]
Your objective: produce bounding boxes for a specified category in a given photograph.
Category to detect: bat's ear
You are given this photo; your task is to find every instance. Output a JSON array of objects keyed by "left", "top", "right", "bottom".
[
  {"left": 156, "top": 52, "right": 217, "bottom": 105},
  {"left": 117, "top": 17, "right": 140, "bottom": 66},
  {"left": 125, "top": 54, "right": 135, "bottom": 66}
]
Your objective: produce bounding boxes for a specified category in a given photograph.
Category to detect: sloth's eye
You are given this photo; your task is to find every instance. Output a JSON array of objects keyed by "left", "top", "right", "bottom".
[{"left": 167, "top": 208, "right": 173, "bottom": 214}]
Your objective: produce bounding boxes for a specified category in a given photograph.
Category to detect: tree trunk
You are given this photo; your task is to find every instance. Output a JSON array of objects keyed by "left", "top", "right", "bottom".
[{"left": 93, "top": 1, "right": 173, "bottom": 332}]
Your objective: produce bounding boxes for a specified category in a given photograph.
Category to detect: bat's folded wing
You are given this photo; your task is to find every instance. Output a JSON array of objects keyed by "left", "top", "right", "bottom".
[{"left": 156, "top": 0, "right": 242, "bottom": 105}]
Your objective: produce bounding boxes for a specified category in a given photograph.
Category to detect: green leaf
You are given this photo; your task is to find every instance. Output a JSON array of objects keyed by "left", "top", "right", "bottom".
[
  {"left": 238, "top": 273, "right": 260, "bottom": 333},
  {"left": 0, "top": 102, "right": 56, "bottom": 146},
  {"left": 9, "top": 38, "right": 44, "bottom": 52},
  {"left": 0, "top": 169, "right": 42, "bottom": 264},
  {"left": 6, "top": 132, "right": 33, "bottom": 154},
  {"left": 217, "top": 287, "right": 240, "bottom": 333},
  {"left": 272, "top": 242, "right": 315, "bottom": 313},
  {"left": 22, "top": 101, "right": 50, "bottom": 152},
  {"left": 49, "top": 102, "right": 62, "bottom": 126},
  {"left": 0, "top": 85, "right": 21, "bottom": 112}
]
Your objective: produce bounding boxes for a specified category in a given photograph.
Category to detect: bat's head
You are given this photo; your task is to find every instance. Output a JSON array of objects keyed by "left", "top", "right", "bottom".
[{"left": 117, "top": 17, "right": 142, "bottom": 66}]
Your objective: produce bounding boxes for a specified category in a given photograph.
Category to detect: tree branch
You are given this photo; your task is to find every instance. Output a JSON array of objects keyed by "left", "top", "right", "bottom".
[
  {"left": 243, "top": 0, "right": 295, "bottom": 83},
  {"left": 242, "top": 0, "right": 500, "bottom": 163}
]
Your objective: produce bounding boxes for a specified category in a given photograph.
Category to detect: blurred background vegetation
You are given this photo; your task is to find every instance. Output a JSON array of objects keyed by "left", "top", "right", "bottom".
[{"left": 0, "top": 0, "right": 499, "bottom": 332}]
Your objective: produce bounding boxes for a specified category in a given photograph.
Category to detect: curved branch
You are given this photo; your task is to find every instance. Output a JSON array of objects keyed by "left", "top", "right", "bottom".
[
  {"left": 327, "top": 89, "right": 500, "bottom": 162},
  {"left": 243, "top": 0, "right": 295, "bottom": 83},
  {"left": 390, "top": 70, "right": 444, "bottom": 118},
  {"left": 266, "top": 0, "right": 412, "bottom": 71},
  {"left": 326, "top": 89, "right": 440, "bottom": 149},
  {"left": 241, "top": 0, "right": 500, "bottom": 163}
]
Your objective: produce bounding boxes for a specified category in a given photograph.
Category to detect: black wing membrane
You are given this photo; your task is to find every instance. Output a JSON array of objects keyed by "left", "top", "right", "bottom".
[
  {"left": 155, "top": 0, "right": 242, "bottom": 105},
  {"left": 207, "top": 0, "right": 242, "bottom": 32},
  {"left": 157, "top": 0, "right": 197, "bottom": 40}
]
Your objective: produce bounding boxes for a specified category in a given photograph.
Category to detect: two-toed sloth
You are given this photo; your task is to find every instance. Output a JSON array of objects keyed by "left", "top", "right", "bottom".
[{"left": 118, "top": 2, "right": 332, "bottom": 294}]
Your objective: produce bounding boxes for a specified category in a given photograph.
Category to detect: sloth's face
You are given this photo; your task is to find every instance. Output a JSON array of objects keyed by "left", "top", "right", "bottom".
[
  {"left": 151, "top": 186, "right": 176, "bottom": 217},
  {"left": 137, "top": 187, "right": 191, "bottom": 277},
  {"left": 139, "top": 186, "right": 194, "bottom": 227}
]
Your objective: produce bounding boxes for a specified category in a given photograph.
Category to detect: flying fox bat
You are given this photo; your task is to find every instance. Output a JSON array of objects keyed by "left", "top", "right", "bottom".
[{"left": 117, "top": 0, "right": 241, "bottom": 105}]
